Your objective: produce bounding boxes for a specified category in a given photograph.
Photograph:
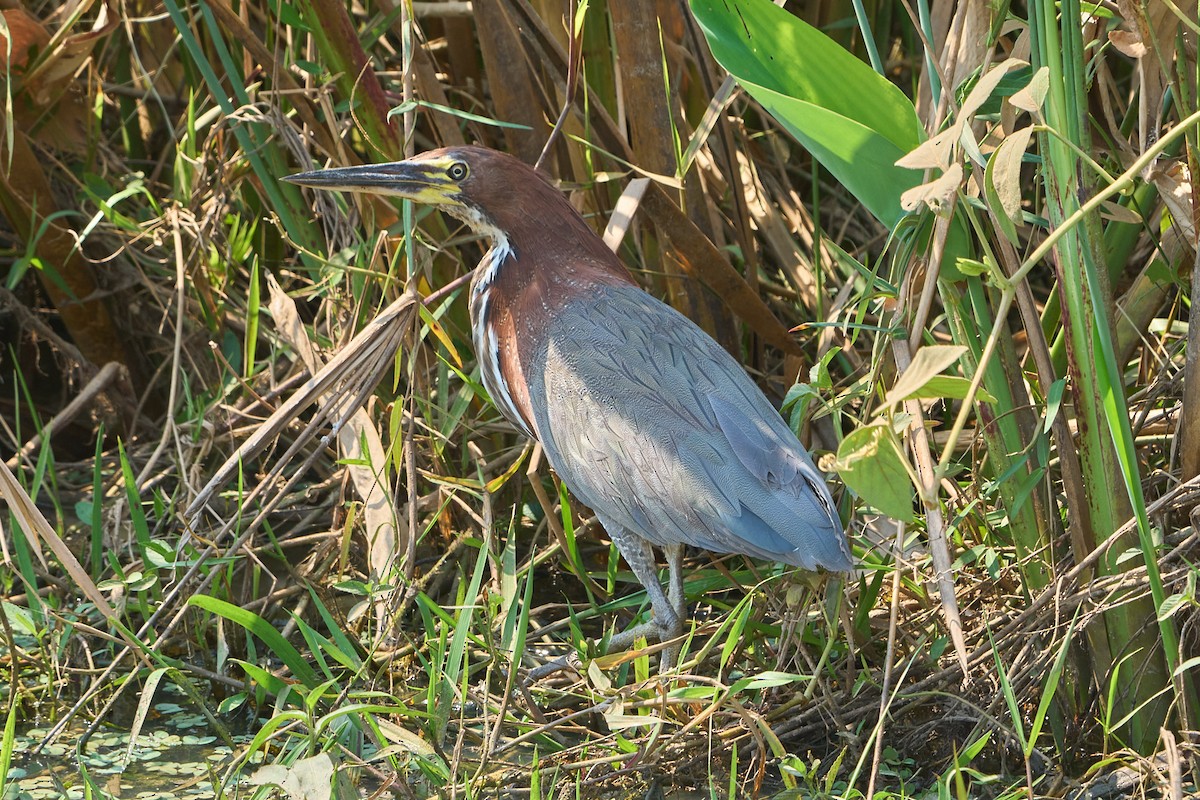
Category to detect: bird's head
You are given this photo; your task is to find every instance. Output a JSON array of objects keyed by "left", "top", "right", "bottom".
[
  {"left": 287, "top": 145, "right": 629, "bottom": 284},
  {"left": 285, "top": 146, "right": 561, "bottom": 244}
]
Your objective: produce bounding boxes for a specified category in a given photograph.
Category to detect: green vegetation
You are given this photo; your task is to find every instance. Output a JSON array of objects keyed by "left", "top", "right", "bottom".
[{"left": 0, "top": 0, "right": 1197, "bottom": 797}]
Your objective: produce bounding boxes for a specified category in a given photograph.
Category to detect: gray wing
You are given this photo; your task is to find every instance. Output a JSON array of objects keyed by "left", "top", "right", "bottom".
[{"left": 528, "top": 284, "right": 851, "bottom": 572}]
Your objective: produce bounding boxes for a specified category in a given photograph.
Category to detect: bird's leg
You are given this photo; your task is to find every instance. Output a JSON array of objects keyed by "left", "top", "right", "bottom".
[
  {"left": 604, "top": 532, "right": 682, "bottom": 666},
  {"left": 665, "top": 542, "right": 686, "bottom": 622},
  {"left": 525, "top": 650, "right": 583, "bottom": 681},
  {"left": 661, "top": 543, "right": 686, "bottom": 669},
  {"left": 526, "top": 532, "right": 683, "bottom": 680}
]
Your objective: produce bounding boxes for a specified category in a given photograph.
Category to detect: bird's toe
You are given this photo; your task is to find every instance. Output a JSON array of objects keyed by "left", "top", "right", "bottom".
[{"left": 527, "top": 651, "right": 584, "bottom": 681}]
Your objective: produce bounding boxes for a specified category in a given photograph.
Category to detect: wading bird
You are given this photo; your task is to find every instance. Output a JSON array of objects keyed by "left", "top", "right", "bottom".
[{"left": 286, "top": 146, "right": 852, "bottom": 670}]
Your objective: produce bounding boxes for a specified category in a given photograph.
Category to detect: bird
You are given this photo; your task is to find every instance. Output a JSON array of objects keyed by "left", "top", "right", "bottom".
[{"left": 285, "top": 145, "right": 852, "bottom": 670}]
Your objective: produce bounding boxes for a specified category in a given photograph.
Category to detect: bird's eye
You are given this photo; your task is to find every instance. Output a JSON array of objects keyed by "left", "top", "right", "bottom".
[{"left": 447, "top": 161, "right": 468, "bottom": 181}]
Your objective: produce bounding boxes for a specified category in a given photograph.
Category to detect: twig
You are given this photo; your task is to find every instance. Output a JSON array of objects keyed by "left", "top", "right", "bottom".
[
  {"left": 892, "top": 212, "right": 971, "bottom": 678},
  {"left": 5, "top": 361, "right": 126, "bottom": 470},
  {"left": 867, "top": 529, "right": 905, "bottom": 797}
]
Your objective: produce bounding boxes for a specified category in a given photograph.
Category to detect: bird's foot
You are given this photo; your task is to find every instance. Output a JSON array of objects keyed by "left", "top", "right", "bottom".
[
  {"left": 526, "top": 610, "right": 685, "bottom": 682},
  {"left": 526, "top": 651, "right": 584, "bottom": 681},
  {"left": 602, "top": 616, "right": 684, "bottom": 673}
]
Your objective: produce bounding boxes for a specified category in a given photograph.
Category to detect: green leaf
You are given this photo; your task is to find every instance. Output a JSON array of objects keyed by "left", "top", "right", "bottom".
[
  {"left": 236, "top": 660, "right": 292, "bottom": 699},
  {"left": 189, "top": 595, "right": 322, "bottom": 689},
  {"left": 834, "top": 425, "right": 914, "bottom": 522},
  {"left": 1, "top": 601, "right": 36, "bottom": 636},
  {"left": 989, "top": 630, "right": 1028, "bottom": 753},
  {"left": 387, "top": 99, "right": 533, "bottom": 130},
  {"left": 270, "top": 0, "right": 309, "bottom": 31},
  {"left": 883, "top": 345, "right": 967, "bottom": 407},
  {"left": 1027, "top": 607, "right": 1080, "bottom": 756},
  {"left": 955, "top": 257, "right": 989, "bottom": 277},
  {"left": 691, "top": 0, "right": 923, "bottom": 227},
  {"left": 902, "top": 375, "right": 996, "bottom": 404},
  {"left": 1043, "top": 378, "right": 1067, "bottom": 434},
  {"left": 730, "top": 671, "right": 804, "bottom": 692},
  {"left": 1157, "top": 593, "right": 1191, "bottom": 622},
  {"left": 668, "top": 685, "right": 721, "bottom": 701},
  {"left": 958, "top": 730, "right": 992, "bottom": 763}
]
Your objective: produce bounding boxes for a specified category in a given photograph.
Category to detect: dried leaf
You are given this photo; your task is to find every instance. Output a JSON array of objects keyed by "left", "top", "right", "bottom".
[
  {"left": 375, "top": 719, "right": 440, "bottom": 757},
  {"left": 1099, "top": 199, "right": 1144, "bottom": 224},
  {"left": 1009, "top": 66, "right": 1050, "bottom": 114},
  {"left": 1108, "top": 29, "right": 1147, "bottom": 57},
  {"left": 250, "top": 753, "right": 334, "bottom": 800},
  {"left": 896, "top": 126, "right": 959, "bottom": 171},
  {"left": 265, "top": 275, "right": 399, "bottom": 579},
  {"left": 602, "top": 177, "right": 649, "bottom": 251},
  {"left": 25, "top": 1, "right": 117, "bottom": 102},
  {"left": 1009, "top": 25, "right": 1032, "bottom": 62},
  {"left": 1110, "top": 0, "right": 1192, "bottom": 60},
  {"left": 988, "top": 125, "right": 1034, "bottom": 228},
  {"left": 899, "top": 163, "right": 963, "bottom": 214},
  {"left": 0, "top": 9, "right": 49, "bottom": 71},
  {"left": 960, "top": 58, "right": 1026, "bottom": 122},
  {"left": 0, "top": 6, "right": 104, "bottom": 153},
  {"left": 640, "top": 184, "right": 801, "bottom": 354},
  {"left": 1149, "top": 160, "right": 1196, "bottom": 253},
  {"left": 0, "top": 459, "right": 116, "bottom": 620}
]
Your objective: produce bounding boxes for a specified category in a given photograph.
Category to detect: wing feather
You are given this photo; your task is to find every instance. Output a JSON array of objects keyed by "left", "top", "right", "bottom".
[{"left": 529, "top": 284, "right": 851, "bottom": 572}]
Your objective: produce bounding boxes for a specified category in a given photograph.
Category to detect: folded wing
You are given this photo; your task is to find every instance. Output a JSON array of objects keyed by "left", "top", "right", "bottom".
[{"left": 530, "top": 284, "right": 851, "bottom": 572}]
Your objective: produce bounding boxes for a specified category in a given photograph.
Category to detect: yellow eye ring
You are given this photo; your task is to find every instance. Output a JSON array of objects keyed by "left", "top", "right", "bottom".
[{"left": 447, "top": 162, "right": 468, "bottom": 181}]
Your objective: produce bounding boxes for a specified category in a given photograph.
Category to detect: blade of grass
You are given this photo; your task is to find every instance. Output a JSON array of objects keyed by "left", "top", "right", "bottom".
[{"left": 189, "top": 594, "right": 322, "bottom": 689}]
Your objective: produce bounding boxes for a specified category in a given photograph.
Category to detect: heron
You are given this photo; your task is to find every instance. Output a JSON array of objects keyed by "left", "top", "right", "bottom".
[{"left": 286, "top": 146, "right": 852, "bottom": 670}]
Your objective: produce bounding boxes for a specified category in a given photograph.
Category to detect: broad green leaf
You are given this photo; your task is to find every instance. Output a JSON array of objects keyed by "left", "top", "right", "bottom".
[
  {"left": 834, "top": 425, "right": 914, "bottom": 522},
  {"left": 1158, "top": 593, "right": 1191, "bottom": 622},
  {"left": 955, "top": 257, "right": 989, "bottom": 277},
  {"left": 1, "top": 601, "right": 36, "bottom": 636},
  {"left": 691, "top": 0, "right": 924, "bottom": 227},
  {"left": 883, "top": 345, "right": 967, "bottom": 407},
  {"left": 236, "top": 660, "right": 292, "bottom": 698},
  {"left": 902, "top": 376, "right": 996, "bottom": 404}
]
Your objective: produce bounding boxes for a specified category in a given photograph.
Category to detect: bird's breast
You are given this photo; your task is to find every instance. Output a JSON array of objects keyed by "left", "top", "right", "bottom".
[
  {"left": 466, "top": 241, "right": 638, "bottom": 442},
  {"left": 468, "top": 247, "right": 539, "bottom": 439}
]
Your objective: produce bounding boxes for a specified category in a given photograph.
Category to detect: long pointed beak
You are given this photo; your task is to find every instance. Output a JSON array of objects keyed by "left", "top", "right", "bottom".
[{"left": 283, "top": 161, "right": 459, "bottom": 205}]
